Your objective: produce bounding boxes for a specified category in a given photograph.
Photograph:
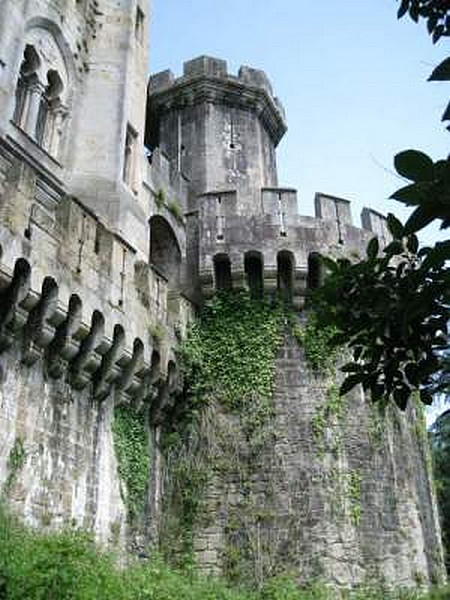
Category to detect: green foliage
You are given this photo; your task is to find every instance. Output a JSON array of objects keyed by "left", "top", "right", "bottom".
[
  {"left": 397, "top": 0, "right": 450, "bottom": 43},
  {"left": 167, "top": 199, "right": 185, "bottom": 224},
  {"left": 311, "top": 384, "right": 347, "bottom": 455},
  {"left": 398, "top": 0, "right": 450, "bottom": 127},
  {"left": 160, "top": 428, "right": 210, "bottom": 568},
  {"left": 154, "top": 188, "right": 166, "bottom": 209},
  {"left": 180, "top": 291, "right": 284, "bottom": 417},
  {"left": 310, "top": 2, "right": 449, "bottom": 409},
  {"left": 311, "top": 210, "right": 449, "bottom": 409},
  {"left": 391, "top": 151, "right": 450, "bottom": 232},
  {"left": 3, "top": 501, "right": 450, "bottom": 600},
  {"left": 290, "top": 312, "right": 338, "bottom": 375},
  {"left": 112, "top": 406, "right": 150, "bottom": 521},
  {"left": 0, "top": 505, "right": 448, "bottom": 600},
  {"left": 148, "top": 322, "right": 166, "bottom": 341},
  {"left": 3, "top": 437, "right": 25, "bottom": 494},
  {"left": 344, "top": 471, "right": 362, "bottom": 527}
]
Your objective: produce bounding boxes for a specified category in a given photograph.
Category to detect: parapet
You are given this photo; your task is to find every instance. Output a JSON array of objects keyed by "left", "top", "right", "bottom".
[
  {"left": 361, "top": 207, "right": 392, "bottom": 243},
  {"left": 147, "top": 56, "right": 287, "bottom": 146}
]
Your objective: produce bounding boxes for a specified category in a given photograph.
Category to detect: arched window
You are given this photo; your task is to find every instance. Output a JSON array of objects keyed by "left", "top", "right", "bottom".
[
  {"left": 13, "top": 27, "right": 69, "bottom": 158},
  {"left": 277, "top": 250, "right": 294, "bottom": 303},
  {"left": 35, "top": 69, "right": 64, "bottom": 152},
  {"left": 149, "top": 216, "right": 182, "bottom": 287},
  {"left": 213, "top": 254, "right": 232, "bottom": 290},
  {"left": 13, "top": 45, "right": 41, "bottom": 129},
  {"left": 244, "top": 251, "right": 263, "bottom": 299},
  {"left": 307, "top": 253, "right": 323, "bottom": 290}
]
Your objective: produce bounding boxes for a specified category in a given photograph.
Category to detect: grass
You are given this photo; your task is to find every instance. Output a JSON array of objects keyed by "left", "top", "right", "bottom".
[{"left": 0, "top": 504, "right": 448, "bottom": 600}]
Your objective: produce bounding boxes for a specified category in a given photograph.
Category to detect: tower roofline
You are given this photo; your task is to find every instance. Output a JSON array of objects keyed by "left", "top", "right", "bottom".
[{"left": 147, "top": 56, "right": 287, "bottom": 147}]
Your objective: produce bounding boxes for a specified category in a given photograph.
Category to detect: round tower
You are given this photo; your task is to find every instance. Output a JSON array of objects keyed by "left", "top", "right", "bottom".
[{"left": 146, "top": 56, "right": 287, "bottom": 213}]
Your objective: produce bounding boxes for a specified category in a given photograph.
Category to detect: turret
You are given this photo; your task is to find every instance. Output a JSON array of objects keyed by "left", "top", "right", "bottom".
[{"left": 146, "top": 56, "right": 287, "bottom": 213}]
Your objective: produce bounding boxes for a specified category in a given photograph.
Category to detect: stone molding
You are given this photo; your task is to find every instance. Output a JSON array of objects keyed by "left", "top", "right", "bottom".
[{"left": 149, "top": 74, "right": 287, "bottom": 147}]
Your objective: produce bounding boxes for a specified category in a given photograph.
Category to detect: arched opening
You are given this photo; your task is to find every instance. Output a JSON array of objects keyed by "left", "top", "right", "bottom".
[
  {"left": 244, "top": 251, "right": 263, "bottom": 299},
  {"left": 213, "top": 253, "right": 232, "bottom": 290},
  {"left": 307, "top": 253, "right": 323, "bottom": 291},
  {"left": 150, "top": 349, "right": 161, "bottom": 384},
  {"left": 167, "top": 360, "right": 177, "bottom": 391},
  {"left": 149, "top": 215, "right": 181, "bottom": 287},
  {"left": 277, "top": 250, "right": 294, "bottom": 303},
  {"left": 13, "top": 45, "right": 41, "bottom": 129},
  {"left": 36, "top": 69, "right": 64, "bottom": 148}
]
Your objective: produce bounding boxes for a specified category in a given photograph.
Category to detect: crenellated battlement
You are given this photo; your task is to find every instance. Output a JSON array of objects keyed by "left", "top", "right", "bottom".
[
  {"left": 148, "top": 56, "right": 286, "bottom": 133},
  {"left": 0, "top": 10, "right": 445, "bottom": 584}
]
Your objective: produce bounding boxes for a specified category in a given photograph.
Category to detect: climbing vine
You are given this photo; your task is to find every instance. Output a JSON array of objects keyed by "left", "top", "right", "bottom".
[
  {"left": 289, "top": 311, "right": 338, "bottom": 375},
  {"left": 160, "top": 292, "right": 286, "bottom": 572},
  {"left": 112, "top": 406, "right": 150, "bottom": 522},
  {"left": 3, "top": 437, "right": 25, "bottom": 495},
  {"left": 180, "top": 291, "right": 285, "bottom": 424}
]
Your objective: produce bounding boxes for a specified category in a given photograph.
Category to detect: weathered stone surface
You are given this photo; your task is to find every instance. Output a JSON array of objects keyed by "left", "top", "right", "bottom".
[{"left": 0, "top": 0, "right": 444, "bottom": 588}]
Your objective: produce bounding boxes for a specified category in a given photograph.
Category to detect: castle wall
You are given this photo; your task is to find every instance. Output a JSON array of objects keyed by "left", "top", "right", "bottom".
[
  {"left": 182, "top": 333, "right": 446, "bottom": 588},
  {"left": 0, "top": 142, "right": 194, "bottom": 544}
]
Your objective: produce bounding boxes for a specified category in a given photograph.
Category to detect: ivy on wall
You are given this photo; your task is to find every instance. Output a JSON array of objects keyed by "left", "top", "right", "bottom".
[
  {"left": 3, "top": 437, "right": 25, "bottom": 496},
  {"left": 112, "top": 406, "right": 150, "bottom": 522},
  {"left": 180, "top": 291, "right": 285, "bottom": 423},
  {"left": 289, "top": 312, "right": 338, "bottom": 375}
]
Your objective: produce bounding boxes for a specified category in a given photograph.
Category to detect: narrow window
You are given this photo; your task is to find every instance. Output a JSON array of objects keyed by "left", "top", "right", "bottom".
[
  {"left": 277, "top": 251, "right": 294, "bottom": 303},
  {"left": 135, "top": 7, "right": 145, "bottom": 44},
  {"left": 123, "top": 124, "right": 138, "bottom": 191},
  {"left": 214, "top": 254, "right": 232, "bottom": 290},
  {"left": 307, "top": 253, "right": 323, "bottom": 290},
  {"left": 216, "top": 196, "right": 225, "bottom": 240},
  {"left": 245, "top": 252, "right": 263, "bottom": 299},
  {"left": 278, "top": 193, "right": 286, "bottom": 236}
]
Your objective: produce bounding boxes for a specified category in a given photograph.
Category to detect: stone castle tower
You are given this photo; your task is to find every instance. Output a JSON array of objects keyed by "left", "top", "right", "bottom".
[{"left": 0, "top": 0, "right": 445, "bottom": 589}]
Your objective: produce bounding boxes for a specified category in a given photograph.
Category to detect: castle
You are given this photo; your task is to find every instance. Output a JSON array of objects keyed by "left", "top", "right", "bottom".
[{"left": 0, "top": 0, "right": 445, "bottom": 589}]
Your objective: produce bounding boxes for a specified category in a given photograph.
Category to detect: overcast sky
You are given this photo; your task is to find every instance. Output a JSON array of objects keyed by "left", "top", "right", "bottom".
[{"left": 149, "top": 0, "right": 448, "bottom": 246}]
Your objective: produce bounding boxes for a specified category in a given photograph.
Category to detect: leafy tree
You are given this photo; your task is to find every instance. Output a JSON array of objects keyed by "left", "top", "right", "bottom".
[{"left": 311, "top": 3, "right": 449, "bottom": 409}]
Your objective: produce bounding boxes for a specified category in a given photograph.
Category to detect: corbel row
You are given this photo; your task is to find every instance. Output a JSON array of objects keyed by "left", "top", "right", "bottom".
[{"left": 0, "top": 256, "right": 181, "bottom": 407}]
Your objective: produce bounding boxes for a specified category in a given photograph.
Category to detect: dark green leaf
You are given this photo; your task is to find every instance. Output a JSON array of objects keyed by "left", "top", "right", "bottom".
[
  {"left": 321, "top": 256, "right": 338, "bottom": 273},
  {"left": 341, "top": 362, "right": 361, "bottom": 373},
  {"left": 390, "top": 183, "right": 427, "bottom": 206},
  {"left": 384, "top": 240, "right": 404, "bottom": 257},
  {"left": 394, "top": 150, "right": 435, "bottom": 182},
  {"left": 404, "top": 204, "right": 436, "bottom": 234},
  {"left": 367, "top": 237, "right": 379, "bottom": 260},
  {"left": 421, "top": 241, "right": 450, "bottom": 270},
  {"left": 442, "top": 101, "right": 450, "bottom": 123},
  {"left": 340, "top": 374, "right": 364, "bottom": 396},
  {"left": 397, "top": 0, "right": 409, "bottom": 19},
  {"left": 420, "top": 390, "right": 433, "bottom": 405},
  {"left": 387, "top": 213, "right": 404, "bottom": 239},
  {"left": 429, "top": 57, "right": 450, "bottom": 81},
  {"left": 393, "top": 386, "right": 410, "bottom": 410},
  {"left": 406, "top": 234, "right": 419, "bottom": 254},
  {"left": 432, "top": 24, "right": 445, "bottom": 43}
]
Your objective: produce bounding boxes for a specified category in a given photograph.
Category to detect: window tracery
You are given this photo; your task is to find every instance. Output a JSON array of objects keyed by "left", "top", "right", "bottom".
[{"left": 13, "top": 27, "right": 69, "bottom": 160}]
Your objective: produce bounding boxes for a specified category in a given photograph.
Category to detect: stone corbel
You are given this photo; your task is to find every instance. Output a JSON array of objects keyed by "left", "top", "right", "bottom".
[
  {"left": 93, "top": 325, "right": 125, "bottom": 400},
  {"left": 0, "top": 259, "right": 31, "bottom": 352},
  {"left": 115, "top": 338, "right": 144, "bottom": 402},
  {"left": 46, "top": 295, "right": 82, "bottom": 378},
  {"left": 70, "top": 310, "right": 104, "bottom": 390},
  {"left": 22, "top": 278, "right": 58, "bottom": 366}
]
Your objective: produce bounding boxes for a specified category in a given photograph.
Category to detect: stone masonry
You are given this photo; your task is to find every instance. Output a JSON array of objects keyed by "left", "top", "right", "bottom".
[{"left": 0, "top": 0, "right": 445, "bottom": 587}]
